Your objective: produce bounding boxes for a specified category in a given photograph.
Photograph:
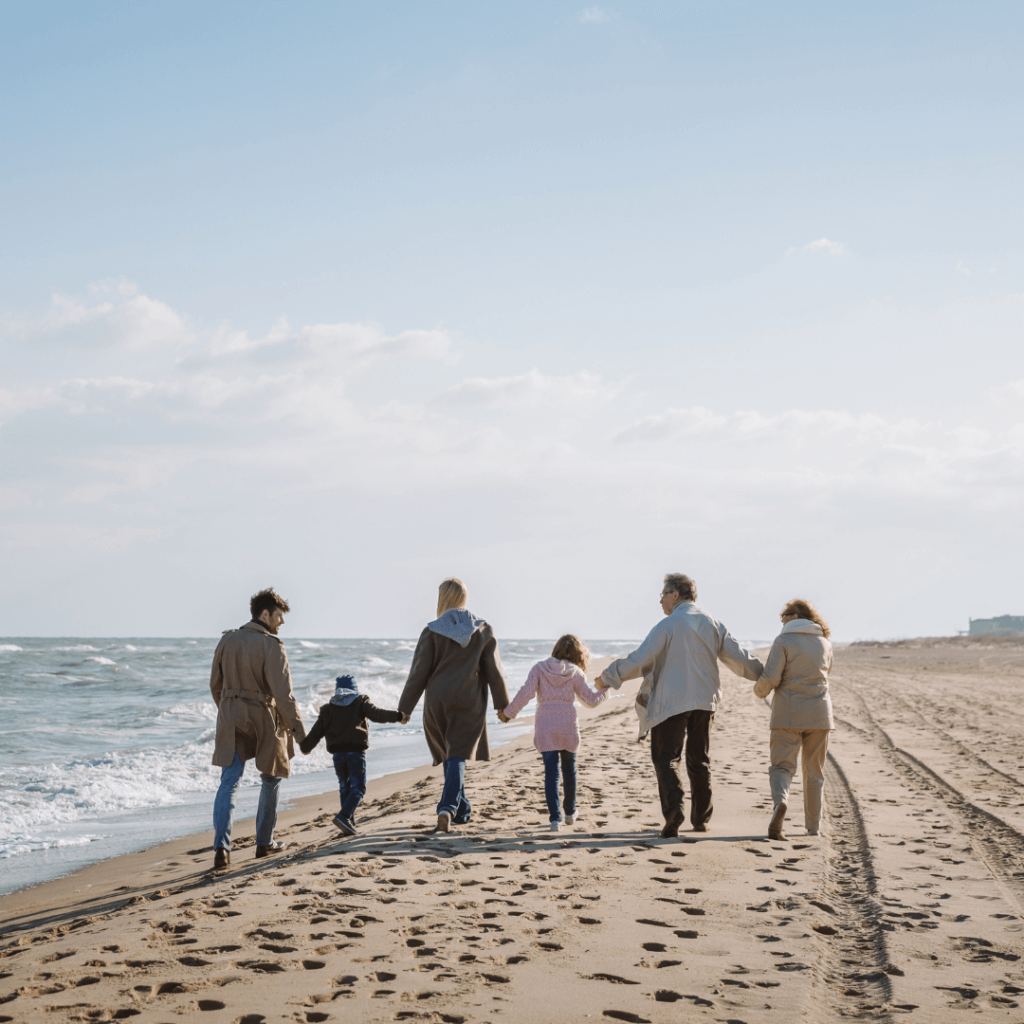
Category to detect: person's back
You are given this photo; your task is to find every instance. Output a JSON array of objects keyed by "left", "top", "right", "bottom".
[
  {"left": 597, "top": 573, "right": 762, "bottom": 838},
  {"left": 759, "top": 630, "right": 833, "bottom": 730},
  {"left": 753, "top": 606, "right": 834, "bottom": 840},
  {"left": 300, "top": 675, "right": 404, "bottom": 835}
]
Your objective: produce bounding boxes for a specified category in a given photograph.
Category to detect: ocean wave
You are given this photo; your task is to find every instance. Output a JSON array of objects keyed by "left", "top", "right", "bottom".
[
  {"left": 0, "top": 834, "right": 97, "bottom": 860},
  {"left": 362, "top": 656, "right": 393, "bottom": 669},
  {"left": 298, "top": 640, "right": 322, "bottom": 649},
  {"left": 54, "top": 644, "right": 101, "bottom": 652},
  {"left": 87, "top": 656, "right": 117, "bottom": 666},
  {"left": 0, "top": 644, "right": 24, "bottom": 652}
]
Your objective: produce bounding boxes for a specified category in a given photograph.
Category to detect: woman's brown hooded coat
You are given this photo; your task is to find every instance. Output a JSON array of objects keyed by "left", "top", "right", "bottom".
[{"left": 398, "top": 613, "right": 509, "bottom": 765}]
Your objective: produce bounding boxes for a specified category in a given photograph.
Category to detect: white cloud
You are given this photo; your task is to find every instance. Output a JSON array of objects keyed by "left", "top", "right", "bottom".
[
  {"left": 441, "top": 368, "right": 614, "bottom": 407},
  {"left": 577, "top": 7, "right": 613, "bottom": 23},
  {"left": 956, "top": 261, "right": 971, "bottom": 276},
  {"left": 796, "top": 237, "right": 847, "bottom": 257},
  {"left": 2, "top": 283, "right": 1023, "bottom": 638}
]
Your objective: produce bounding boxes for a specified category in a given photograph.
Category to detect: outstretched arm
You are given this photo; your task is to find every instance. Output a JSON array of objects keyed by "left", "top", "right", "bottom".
[
  {"left": 503, "top": 668, "right": 540, "bottom": 720},
  {"left": 363, "top": 698, "right": 405, "bottom": 725},
  {"left": 752, "top": 640, "right": 785, "bottom": 699},
  {"left": 719, "top": 628, "right": 764, "bottom": 681},
  {"left": 398, "top": 629, "right": 435, "bottom": 717},
  {"left": 299, "top": 709, "right": 327, "bottom": 754},
  {"left": 599, "top": 624, "right": 667, "bottom": 689},
  {"left": 480, "top": 630, "right": 511, "bottom": 711},
  {"left": 574, "top": 671, "right": 608, "bottom": 708}
]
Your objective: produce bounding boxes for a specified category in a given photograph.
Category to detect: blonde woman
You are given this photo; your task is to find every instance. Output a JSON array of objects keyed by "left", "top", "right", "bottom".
[
  {"left": 398, "top": 579, "right": 509, "bottom": 832},
  {"left": 753, "top": 599, "right": 834, "bottom": 840}
]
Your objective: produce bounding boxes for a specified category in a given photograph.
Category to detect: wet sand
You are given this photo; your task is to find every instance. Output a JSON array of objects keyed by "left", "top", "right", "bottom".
[{"left": 2, "top": 640, "right": 1023, "bottom": 1023}]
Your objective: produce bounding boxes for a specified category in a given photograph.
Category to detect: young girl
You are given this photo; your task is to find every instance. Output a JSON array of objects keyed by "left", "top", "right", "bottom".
[{"left": 499, "top": 635, "right": 608, "bottom": 831}]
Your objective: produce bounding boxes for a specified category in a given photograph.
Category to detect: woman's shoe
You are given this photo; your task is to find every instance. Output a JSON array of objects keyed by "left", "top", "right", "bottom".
[
  {"left": 565, "top": 812, "right": 578, "bottom": 825},
  {"left": 768, "top": 800, "right": 788, "bottom": 841},
  {"left": 550, "top": 821, "right": 562, "bottom": 832},
  {"left": 434, "top": 812, "right": 451, "bottom": 833}
]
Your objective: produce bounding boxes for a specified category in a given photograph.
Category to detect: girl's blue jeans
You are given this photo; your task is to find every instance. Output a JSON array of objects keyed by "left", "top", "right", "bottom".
[
  {"left": 542, "top": 749, "right": 577, "bottom": 823},
  {"left": 437, "top": 758, "right": 471, "bottom": 823},
  {"left": 333, "top": 751, "right": 368, "bottom": 821},
  {"left": 212, "top": 751, "right": 281, "bottom": 850}
]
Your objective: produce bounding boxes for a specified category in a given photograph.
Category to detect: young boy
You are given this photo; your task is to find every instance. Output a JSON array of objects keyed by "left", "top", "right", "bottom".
[{"left": 300, "top": 675, "right": 407, "bottom": 835}]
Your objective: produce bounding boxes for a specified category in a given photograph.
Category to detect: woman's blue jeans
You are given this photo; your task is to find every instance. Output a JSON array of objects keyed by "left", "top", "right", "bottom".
[
  {"left": 212, "top": 751, "right": 281, "bottom": 850},
  {"left": 333, "top": 751, "right": 368, "bottom": 821},
  {"left": 437, "top": 758, "right": 471, "bottom": 823},
  {"left": 542, "top": 750, "right": 577, "bottom": 823}
]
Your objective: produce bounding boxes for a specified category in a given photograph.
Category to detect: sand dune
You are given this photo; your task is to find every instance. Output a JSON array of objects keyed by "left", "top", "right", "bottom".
[{"left": 2, "top": 641, "right": 1023, "bottom": 1022}]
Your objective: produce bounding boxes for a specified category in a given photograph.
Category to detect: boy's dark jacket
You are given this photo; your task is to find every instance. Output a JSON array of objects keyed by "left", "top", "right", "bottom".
[{"left": 300, "top": 696, "right": 403, "bottom": 754}]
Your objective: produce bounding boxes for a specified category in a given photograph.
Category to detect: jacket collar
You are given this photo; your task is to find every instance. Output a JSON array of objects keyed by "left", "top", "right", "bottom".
[{"left": 242, "top": 619, "right": 272, "bottom": 635}]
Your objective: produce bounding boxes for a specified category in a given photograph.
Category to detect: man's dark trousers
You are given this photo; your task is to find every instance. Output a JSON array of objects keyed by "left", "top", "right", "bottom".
[{"left": 650, "top": 710, "right": 714, "bottom": 828}]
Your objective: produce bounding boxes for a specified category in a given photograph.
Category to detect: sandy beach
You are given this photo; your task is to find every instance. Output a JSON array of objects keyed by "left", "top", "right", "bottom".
[{"left": 2, "top": 641, "right": 1023, "bottom": 1023}]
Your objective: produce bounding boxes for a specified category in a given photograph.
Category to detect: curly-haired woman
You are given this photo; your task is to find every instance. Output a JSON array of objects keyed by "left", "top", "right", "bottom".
[{"left": 753, "top": 599, "right": 834, "bottom": 840}]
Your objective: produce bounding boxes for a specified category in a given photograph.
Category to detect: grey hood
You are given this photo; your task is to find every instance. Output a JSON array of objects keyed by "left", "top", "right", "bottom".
[{"left": 427, "top": 608, "right": 486, "bottom": 648}]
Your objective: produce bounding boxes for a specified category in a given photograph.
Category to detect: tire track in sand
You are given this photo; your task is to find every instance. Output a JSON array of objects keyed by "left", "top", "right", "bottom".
[
  {"left": 813, "top": 752, "right": 895, "bottom": 1022},
  {"left": 850, "top": 689, "right": 1024, "bottom": 913}
]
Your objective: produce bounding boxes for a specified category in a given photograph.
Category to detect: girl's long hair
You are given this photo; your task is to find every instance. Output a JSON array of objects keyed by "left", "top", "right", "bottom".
[
  {"left": 781, "top": 599, "right": 830, "bottom": 639},
  {"left": 551, "top": 634, "right": 590, "bottom": 671}
]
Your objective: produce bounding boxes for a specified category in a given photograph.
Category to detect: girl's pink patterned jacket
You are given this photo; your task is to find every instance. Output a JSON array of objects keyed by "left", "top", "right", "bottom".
[{"left": 503, "top": 656, "right": 608, "bottom": 753}]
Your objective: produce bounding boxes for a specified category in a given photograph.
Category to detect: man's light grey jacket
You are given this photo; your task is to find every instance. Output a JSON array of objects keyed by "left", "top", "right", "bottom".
[{"left": 599, "top": 602, "right": 764, "bottom": 736}]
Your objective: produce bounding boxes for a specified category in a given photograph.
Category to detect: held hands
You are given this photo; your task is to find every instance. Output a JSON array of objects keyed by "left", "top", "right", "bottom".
[
  {"left": 400, "top": 712, "right": 411, "bottom": 724},
  {"left": 497, "top": 710, "right": 510, "bottom": 723},
  {"left": 594, "top": 678, "right": 609, "bottom": 691}
]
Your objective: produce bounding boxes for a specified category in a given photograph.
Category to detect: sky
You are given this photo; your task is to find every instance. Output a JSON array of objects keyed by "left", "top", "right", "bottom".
[{"left": 2, "top": 1, "right": 1022, "bottom": 641}]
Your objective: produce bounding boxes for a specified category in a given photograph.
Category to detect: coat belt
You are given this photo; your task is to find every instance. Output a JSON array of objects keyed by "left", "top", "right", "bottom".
[{"left": 222, "top": 686, "right": 276, "bottom": 707}]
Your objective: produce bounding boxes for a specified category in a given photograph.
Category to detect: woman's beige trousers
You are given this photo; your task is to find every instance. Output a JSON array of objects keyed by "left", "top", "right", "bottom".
[{"left": 769, "top": 728, "right": 830, "bottom": 830}]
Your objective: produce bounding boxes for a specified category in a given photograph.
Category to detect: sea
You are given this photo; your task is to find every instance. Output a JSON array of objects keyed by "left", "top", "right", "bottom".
[{"left": 0, "top": 637, "right": 640, "bottom": 896}]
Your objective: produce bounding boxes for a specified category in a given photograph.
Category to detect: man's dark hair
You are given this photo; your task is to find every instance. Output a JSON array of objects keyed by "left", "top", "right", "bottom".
[
  {"left": 663, "top": 573, "right": 697, "bottom": 602},
  {"left": 250, "top": 587, "right": 291, "bottom": 620}
]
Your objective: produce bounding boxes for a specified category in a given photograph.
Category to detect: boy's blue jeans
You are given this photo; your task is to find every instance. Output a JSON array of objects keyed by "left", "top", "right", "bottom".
[
  {"left": 333, "top": 751, "right": 368, "bottom": 821},
  {"left": 212, "top": 751, "right": 281, "bottom": 850},
  {"left": 542, "top": 750, "right": 577, "bottom": 823},
  {"left": 437, "top": 758, "right": 471, "bottom": 823}
]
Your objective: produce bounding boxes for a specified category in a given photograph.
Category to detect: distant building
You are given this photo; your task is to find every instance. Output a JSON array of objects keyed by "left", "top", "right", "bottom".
[{"left": 968, "top": 615, "right": 1024, "bottom": 637}]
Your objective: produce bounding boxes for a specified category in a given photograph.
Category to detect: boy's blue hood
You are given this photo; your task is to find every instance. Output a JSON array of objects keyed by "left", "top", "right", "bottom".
[
  {"left": 330, "top": 674, "right": 361, "bottom": 706},
  {"left": 427, "top": 608, "right": 485, "bottom": 648}
]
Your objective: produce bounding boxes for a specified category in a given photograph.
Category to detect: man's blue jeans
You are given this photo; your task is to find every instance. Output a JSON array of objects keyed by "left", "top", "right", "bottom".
[
  {"left": 542, "top": 750, "right": 577, "bottom": 823},
  {"left": 212, "top": 751, "right": 281, "bottom": 850},
  {"left": 437, "top": 758, "right": 471, "bottom": 823},
  {"left": 333, "top": 751, "right": 368, "bottom": 821}
]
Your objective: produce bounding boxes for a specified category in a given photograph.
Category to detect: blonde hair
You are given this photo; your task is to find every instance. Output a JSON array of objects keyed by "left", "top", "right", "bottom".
[
  {"left": 437, "top": 578, "right": 469, "bottom": 617},
  {"left": 781, "top": 599, "right": 831, "bottom": 639},
  {"left": 551, "top": 634, "right": 590, "bottom": 671}
]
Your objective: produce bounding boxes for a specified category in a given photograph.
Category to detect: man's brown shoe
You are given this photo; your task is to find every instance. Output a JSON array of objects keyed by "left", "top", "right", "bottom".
[
  {"left": 768, "top": 800, "right": 787, "bottom": 841},
  {"left": 255, "top": 841, "right": 285, "bottom": 858},
  {"left": 660, "top": 823, "right": 680, "bottom": 839},
  {"left": 213, "top": 848, "right": 230, "bottom": 870},
  {"left": 434, "top": 813, "right": 451, "bottom": 833},
  {"left": 691, "top": 823, "right": 709, "bottom": 833}
]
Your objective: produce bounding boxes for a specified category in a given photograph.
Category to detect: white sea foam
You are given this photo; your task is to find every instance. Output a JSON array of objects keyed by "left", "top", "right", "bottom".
[
  {"left": 88, "top": 656, "right": 117, "bottom": 665},
  {"left": 362, "top": 656, "right": 393, "bottom": 669},
  {"left": 54, "top": 644, "right": 101, "bottom": 652},
  {"left": 124, "top": 644, "right": 138, "bottom": 651},
  {"left": 298, "top": 640, "right": 322, "bottom": 648},
  {"left": 0, "top": 644, "right": 23, "bottom": 652}
]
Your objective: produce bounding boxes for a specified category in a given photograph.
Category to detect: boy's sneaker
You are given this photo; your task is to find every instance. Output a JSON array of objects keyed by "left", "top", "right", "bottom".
[
  {"left": 550, "top": 821, "right": 562, "bottom": 832},
  {"left": 333, "top": 814, "right": 356, "bottom": 836},
  {"left": 565, "top": 812, "right": 578, "bottom": 825}
]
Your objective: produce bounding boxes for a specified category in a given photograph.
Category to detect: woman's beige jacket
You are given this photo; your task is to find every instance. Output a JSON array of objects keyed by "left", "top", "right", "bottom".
[{"left": 753, "top": 619, "right": 834, "bottom": 730}]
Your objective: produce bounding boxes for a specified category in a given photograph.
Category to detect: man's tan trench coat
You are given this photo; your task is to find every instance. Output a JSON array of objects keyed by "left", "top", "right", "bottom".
[{"left": 210, "top": 621, "right": 306, "bottom": 777}]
